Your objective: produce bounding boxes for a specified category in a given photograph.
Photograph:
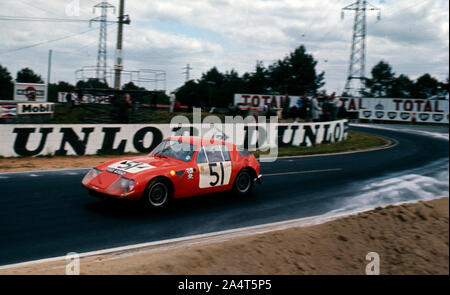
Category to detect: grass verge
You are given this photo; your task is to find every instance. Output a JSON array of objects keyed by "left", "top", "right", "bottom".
[{"left": 253, "top": 131, "right": 389, "bottom": 158}]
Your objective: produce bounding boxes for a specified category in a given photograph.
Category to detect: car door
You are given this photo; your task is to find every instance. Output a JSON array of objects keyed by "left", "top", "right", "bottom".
[{"left": 196, "top": 144, "right": 233, "bottom": 194}]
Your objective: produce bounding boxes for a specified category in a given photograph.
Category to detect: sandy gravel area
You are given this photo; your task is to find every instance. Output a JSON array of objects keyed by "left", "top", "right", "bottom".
[
  {"left": 1, "top": 197, "right": 448, "bottom": 275},
  {"left": 0, "top": 154, "right": 144, "bottom": 172}
]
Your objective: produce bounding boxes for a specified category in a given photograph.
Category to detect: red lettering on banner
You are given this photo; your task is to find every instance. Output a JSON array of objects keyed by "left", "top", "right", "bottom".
[
  {"left": 242, "top": 95, "right": 250, "bottom": 104},
  {"left": 262, "top": 96, "right": 271, "bottom": 106},
  {"left": 424, "top": 100, "right": 432, "bottom": 112},
  {"left": 393, "top": 99, "right": 402, "bottom": 111},
  {"left": 435, "top": 101, "right": 444, "bottom": 112},
  {"left": 404, "top": 100, "right": 413, "bottom": 111},
  {"left": 415, "top": 100, "right": 424, "bottom": 112},
  {"left": 271, "top": 96, "right": 278, "bottom": 108},
  {"left": 348, "top": 99, "right": 357, "bottom": 111},
  {"left": 279, "top": 96, "right": 284, "bottom": 108},
  {"left": 251, "top": 95, "right": 260, "bottom": 107},
  {"left": 358, "top": 98, "right": 365, "bottom": 109},
  {"left": 339, "top": 98, "right": 349, "bottom": 107}
]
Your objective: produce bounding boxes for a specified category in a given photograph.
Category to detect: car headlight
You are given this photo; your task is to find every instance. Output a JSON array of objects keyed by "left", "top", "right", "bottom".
[
  {"left": 106, "top": 177, "right": 135, "bottom": 196},
  {"left": 82, "top": 168, "right": 102, "bottom": 185}
]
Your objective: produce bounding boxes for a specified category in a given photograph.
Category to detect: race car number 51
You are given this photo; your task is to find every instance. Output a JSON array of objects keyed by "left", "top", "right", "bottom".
[{"left": 198, "top": 161, "right": 232, "bottom": 188}]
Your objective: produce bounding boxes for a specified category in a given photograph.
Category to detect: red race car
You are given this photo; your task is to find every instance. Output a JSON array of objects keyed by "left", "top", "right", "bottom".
[{"left": 82, "top": 136, "right": 262, "bottom": 208}]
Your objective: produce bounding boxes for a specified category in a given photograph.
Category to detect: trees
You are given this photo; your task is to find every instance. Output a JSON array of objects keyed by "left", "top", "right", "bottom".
[
  {"left": 175, "top": 45, "right": 324, "bottom": 107},
  {"left": 365, "top": 61, "right": 395, "bottom": 97},
  {"left": 48, "top": 81, "right": 76, "bottom": 102},
  {"left": 122, "top": 81, "right": 146, "bottom": 91},
  {"left": 76, "top": 78, "right": 109, "bottom": 89},
  {"left": 365, "top": 61, "right": 447, "bottom": 98},
  {"left": 410, "top": 74, "right": 441, "bottom": 98},
  {"left": 16, "top": 68, "right": 44, "bottom": 83},
  {"left": 268, "top": 45, "right": 324, "bottom": 95},
  {"left": 389, "top": 75, "right": 413, "bottom": 98},
  {"left": 0, "top": 64, "right": 13, "bottom": 100}
]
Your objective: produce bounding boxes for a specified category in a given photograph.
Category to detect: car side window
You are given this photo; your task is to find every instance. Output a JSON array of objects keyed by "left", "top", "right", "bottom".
[
  {"left": 196, "top": 147, "right": 207, "bottom": 164},
  {"left": 238, "top": 149, "right": 252, "bottom": 157},
  {"left": 221, "top": 145, "right": 231, "bottom": 161},
  {"left": 204, "top": 145, "right": 224, "bottom": 163}
]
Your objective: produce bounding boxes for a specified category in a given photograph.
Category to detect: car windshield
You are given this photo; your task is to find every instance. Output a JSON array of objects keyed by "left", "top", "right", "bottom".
[{"left": 150, "top": 140, "right": 196, "bottom": 162}]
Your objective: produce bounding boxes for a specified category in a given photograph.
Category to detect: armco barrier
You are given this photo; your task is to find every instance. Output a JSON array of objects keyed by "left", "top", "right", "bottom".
[{"left": 0, "top": 120, "right": 348, "bottom": 157}]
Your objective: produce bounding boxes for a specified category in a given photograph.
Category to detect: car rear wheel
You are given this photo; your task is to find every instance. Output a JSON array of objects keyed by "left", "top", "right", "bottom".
[
  {"left": 233, "top": 169, "right": 254, "bottom": 196},
  {"left": 143, "top": 178, "right": 172, "bottom": 208}
]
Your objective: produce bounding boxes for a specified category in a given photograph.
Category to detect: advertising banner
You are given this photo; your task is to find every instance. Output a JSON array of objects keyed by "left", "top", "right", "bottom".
[
  {"left": 14, "top": 83, "right": 47, "bottom": 102},
  {"left": 16, "top": 103, "right": 55, "bottom": 115},
  {"left": 0, "top": 105, "right": 17, "bottom": 118},
  {"left": 234, "top": 94, "right": 299, "bottom": 110},
  {"left": 0, "top": 120, "right": 348, "bottom": 157},
  {"left": 342, "top": 97, "right": 448, "bottom": 123}
]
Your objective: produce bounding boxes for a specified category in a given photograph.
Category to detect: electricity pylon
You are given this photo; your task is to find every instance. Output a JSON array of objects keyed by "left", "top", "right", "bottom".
[
  {"left": 92, "top": 2, "right": 115, "bottom": 83},
  {"left": 342, "top": 0, "right": 380, "bottom": 97}
]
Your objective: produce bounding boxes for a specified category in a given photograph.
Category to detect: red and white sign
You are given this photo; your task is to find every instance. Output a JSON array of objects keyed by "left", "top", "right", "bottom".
[
  {"left": 14, "top": 83, "right": 47, "bottom": 102},
  {"left": 0, "top": 105, "right": 17, "bottom": 118},
  {"left": 234, "top": 94, "right": 299, "bottom": 110},
  {"left": 340, "top": 97, "right": 449, "bottom": 114}
]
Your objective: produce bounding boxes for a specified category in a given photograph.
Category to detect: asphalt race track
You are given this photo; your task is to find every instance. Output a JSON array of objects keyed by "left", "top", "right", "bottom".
[{"left": 0, "top": 124, "right": 448, "bottom": 265}]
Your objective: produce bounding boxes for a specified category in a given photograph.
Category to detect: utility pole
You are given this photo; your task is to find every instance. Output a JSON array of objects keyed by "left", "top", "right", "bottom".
[
  {"left": 342, "top": 0, "right": 380, "bottom": 97},
  {"left": 182, "top": 64, "right": 192, "bottom": 82},
  {"left": 92, "top": 1, "right": 115, "bottom": 83},
  {"left": 46, "top": 49, "right": 52, "bottom": 102},
  {"left": 114, "top": 0, "right": 126, "bottom": 89}
]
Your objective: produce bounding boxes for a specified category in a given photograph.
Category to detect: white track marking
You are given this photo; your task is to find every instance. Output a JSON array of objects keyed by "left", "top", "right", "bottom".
[
  {"left": 29, "top": 174, "right": 40, "bottom": 177},
  {"left": 264, "top": 168, "right": 342, "bottom": 177}
]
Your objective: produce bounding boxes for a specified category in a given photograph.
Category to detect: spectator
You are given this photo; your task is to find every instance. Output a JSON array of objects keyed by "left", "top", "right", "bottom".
[
  {"left": 151, "top": 92, "right": 158, "bottom": 109},
  {"left": 311, "top": 94, "right": 322, "bottom": 122},
  {"left": 169, "top": 91, "right": 176, "bottom": 113},
  {"left": 282, "top": 93, "right": 290, "bottom": 119},
  {"left": 77, "top": 90, "right": 83, "bottom": 104},
  {"left": 328, "top": 92, "right": 341, "bottom": 121},
  {"left": 117, "top": 93, "right": 133, "bottom": 123},
  {"left": 65, "top": 92, "right": 73, "bottom": 107}
]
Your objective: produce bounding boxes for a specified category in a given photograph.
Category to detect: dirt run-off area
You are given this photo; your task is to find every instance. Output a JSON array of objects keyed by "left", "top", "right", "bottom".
[{"left": 1, "top": 197, "right": 448, "bottom": 275}]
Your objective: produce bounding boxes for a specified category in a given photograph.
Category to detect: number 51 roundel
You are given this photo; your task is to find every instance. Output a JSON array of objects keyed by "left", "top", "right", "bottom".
[{"left": 198, "top": 161, "right": 232, "bottom": 189}]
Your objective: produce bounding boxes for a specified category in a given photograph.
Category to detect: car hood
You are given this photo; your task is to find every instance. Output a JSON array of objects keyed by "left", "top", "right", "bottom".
[{"left": 96, "top": 155, "right": 188, "bottom": 179}]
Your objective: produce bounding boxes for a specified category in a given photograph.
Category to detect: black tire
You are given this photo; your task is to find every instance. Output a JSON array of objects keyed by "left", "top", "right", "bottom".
[
  {"left": 142, "top": 177, "right": 172, "bottom": 208},
  {"left": 233, "top": 169, "right": 254, "bottom": 196}
]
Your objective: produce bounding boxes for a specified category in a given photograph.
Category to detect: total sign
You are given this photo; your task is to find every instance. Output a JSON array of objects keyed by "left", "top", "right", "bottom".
[
  {"left": 14, "top": 83, "right": 47, "bottom": 102},
  {"left": 234, "top": 94, "right": 298, "bottom": 110}
]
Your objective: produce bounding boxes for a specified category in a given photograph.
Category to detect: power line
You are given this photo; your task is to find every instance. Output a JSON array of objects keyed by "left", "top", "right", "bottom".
[
  {"left": 0, "top": 27, "right": 103, "bottom": 56},
  {"left": 0, "top": 15, "right": 117, "bottom": 24}
]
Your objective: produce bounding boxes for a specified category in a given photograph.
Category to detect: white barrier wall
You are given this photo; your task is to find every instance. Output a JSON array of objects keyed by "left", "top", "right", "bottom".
[{"left": 0, "top": 120, "right": 348, "bottom": 157}]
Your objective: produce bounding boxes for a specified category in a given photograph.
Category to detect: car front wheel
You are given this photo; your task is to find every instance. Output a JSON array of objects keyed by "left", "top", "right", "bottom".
[{"left": 143, "top": 178, "right": 172, "bottom": 208}]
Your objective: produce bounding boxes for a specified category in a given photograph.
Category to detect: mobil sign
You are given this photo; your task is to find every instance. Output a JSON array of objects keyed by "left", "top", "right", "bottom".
[{"left": 14, "top": 83, "right": 47, "bottom": 102}]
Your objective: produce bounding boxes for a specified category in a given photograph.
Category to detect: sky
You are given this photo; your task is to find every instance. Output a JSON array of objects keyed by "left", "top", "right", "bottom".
[{"left": 0, "top": 0, "right": 448, "bottom": 95}]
